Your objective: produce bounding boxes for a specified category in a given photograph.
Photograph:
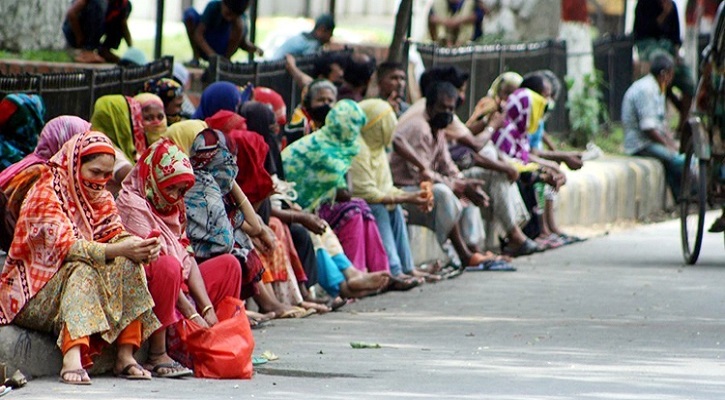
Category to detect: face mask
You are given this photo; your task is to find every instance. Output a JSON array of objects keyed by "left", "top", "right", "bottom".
[
  {"left": 82, "top": 177, "right": 110, "bottom": 201},
  {"left": 429, "top": 111, "right": 454, "bottom": 130},
  {"left": 308, "top": 104, "right": 332, "bottom": 123},
  {"left": 145, "top": 122, "right": 167, "bottom": 144},
  {"left": 166, "top": 114, "right": 182, "bottom": 125}
]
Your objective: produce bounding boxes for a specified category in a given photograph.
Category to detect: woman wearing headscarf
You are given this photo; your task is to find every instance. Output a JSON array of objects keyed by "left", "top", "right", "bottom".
[
  {"left": 117, "top": 138, "right": 242, "bottom": 378},
  {"left": 164, "top": 121, "right": 304, "bottom": 319},
  {"left": 0, "top": 116, "right": 91, "bottom": 251},
  {"left": 144, "top": 78, "right": 188, "bottom": 125},
  {"left": 283, "top": 100, "right": 414, "bottom": 293},
  {"left": 90, "top": 95, "right": 145, "bottom": 194},
  {"left": 0, "top": 93, "right": 45, "bottom": 172},
  {"left": 191, "top": 81, "right": 243, "bottom": 120},
  {"left": 351, "top": 99, "right": 438, "bottom": 282},
  {"left": 282, "top": 79, "right": 337, "bottom": 146},
  {"left": 466, "top": 71, "right": 523, "bottom": 128},
  {"left": 133, "top": 93, "right": 168, "bottom": 145},
  {"left": 0, "top": 131, "right": 161, "bottom": 384},
  {"left": 208, "top": 109, "right": 328, "bottom": 314}
]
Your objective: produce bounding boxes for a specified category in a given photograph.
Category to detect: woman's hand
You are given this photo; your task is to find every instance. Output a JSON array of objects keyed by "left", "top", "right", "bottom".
[
  {"left": 299, "top": 213, "right": 327, "bottom": 235},
  {"left": 203, "top": 308, "right": 219, "bottom": 327},
  {"left": 252, "top": 225, "right": 277, "bottom": 254},
  {"left": 190, "top": 313, "right": 209, "bottom": 328},
  {"left": 106, "top": 237, "right": 160, "bottom": 263}
]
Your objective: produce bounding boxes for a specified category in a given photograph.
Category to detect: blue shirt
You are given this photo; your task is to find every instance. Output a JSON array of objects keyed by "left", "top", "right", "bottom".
[{"left": 272, "top": 32, "right": 321, "bottom": 60}]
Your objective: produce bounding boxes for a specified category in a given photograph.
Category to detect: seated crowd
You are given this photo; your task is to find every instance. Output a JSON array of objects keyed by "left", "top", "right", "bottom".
[{"left": 0, "top": 52, "right": 592, "bottom": 385}]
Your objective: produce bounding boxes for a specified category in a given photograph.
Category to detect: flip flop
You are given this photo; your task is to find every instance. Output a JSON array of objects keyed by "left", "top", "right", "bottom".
[
  {"left": 0, "top": 386, "right": 10, "bottom": 397},
  {"left": 59, "top": 369, "right": 91, "bottom": 385},
  {"left": 466, "top": 259, "right": 516, "bottom": 271},
  {"left": 388, "top": 276, "right": 421, "bottom": 291},
  {"left": 115, "top": 363, "right": 152, "bottom": 380},
  {"left": 329, "top": 297, "right": 348, "bottom": 311},
  {"left": 252, "top": 356, "right": 268, "bottom": 366},
  {"left": 147, "top": 361, "right": 193, "bottom": 378}
]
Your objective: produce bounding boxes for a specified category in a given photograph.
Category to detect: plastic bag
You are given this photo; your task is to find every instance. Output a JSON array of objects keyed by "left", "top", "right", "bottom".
[{"left": 176, "top": 296, "right": 255, "bottom": 379}]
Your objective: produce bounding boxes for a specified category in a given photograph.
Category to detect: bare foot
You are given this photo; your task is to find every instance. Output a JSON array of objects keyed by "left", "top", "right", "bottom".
[
  {"left": 246, "top": 310, "right": 275, "bottom": 322},
  {"left": 347, "top": 271, "right": 390, "bottom": 291},
  {"left": 299, "top": 300, "right": 331, "bottom": 314}
]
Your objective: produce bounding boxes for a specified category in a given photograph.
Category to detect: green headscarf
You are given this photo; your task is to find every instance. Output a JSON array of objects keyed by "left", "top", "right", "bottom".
[{"left": 281, "top": 99, "right": 367, "bottom": 210}]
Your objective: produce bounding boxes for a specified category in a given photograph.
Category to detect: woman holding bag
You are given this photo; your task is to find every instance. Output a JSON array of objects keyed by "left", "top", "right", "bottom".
[{"left": 116, "top": 138, "right": 243, "bottom": 378}]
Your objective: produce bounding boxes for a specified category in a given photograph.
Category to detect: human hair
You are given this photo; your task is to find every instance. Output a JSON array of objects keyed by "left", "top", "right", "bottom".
[
  {"left": 80, "top": 152, "right": 112, "bottom": 164},
  {"left": 524, "top": 70, "right": 562, "bottom": 100},
  {"left": 425, "top": 81, "right": 459, "bottom": 109},
  {"left": 312, "top": 52, "right": 349, "bottom": 79},
  {"left": 650, "top": 51, "right": 675, "bottom": 76},
  {"left": 314, "top": 14, "right": 336, "bottom": 31},
  {"left": 303, "top": 79, "right": 338, "bottom": 107},
  {"left": 223, "top": 0, "right": 250, "bottom": 15},
  {"left": 344, "top": 52, "right": 377, "bottom": 87},
  {"left": 419, "top": 65, "right": 470, "bottom": 95},
  {"left": 520, "top": 74, "right": 548, "bottom": 96},
  {"left": 376, "top": 61, "right": 405, "bottom": 81}
]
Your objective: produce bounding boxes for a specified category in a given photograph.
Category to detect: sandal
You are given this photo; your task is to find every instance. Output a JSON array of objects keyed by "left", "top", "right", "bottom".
[
  {"left": 328, "top": 296, "right": 348, "bottom": 311},
  {"left": 465, "top": 259, "right": 517, "bottom": 272},
  {"left": 388, "top": 276, "right": 421, "bottom": 291},
  {"left": 115, "top": 363, "right": 152, "bottom": 380},
  {"left": 146, "top": 361, "right": 193, "bottom": 379},
  {"left": 502, "top": 238, "right": 543, "bottom": 257},
  {"left": 59, "top": 368, "right": 91, "bottom": 385}
]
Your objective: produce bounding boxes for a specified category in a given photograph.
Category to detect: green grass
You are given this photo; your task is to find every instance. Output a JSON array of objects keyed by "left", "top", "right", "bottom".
[
  {"left": 552, "top": 123, "right": 625, "bottom": 155},
  {"left": 0, "top": 49, "right": 71, "bottom": 62}
]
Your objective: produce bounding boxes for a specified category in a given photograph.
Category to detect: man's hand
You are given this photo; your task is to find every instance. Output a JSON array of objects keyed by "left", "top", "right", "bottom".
[
  {"left": 252, "top": 225, "right": 276, "bottom": 254},
  {"left": 387, "top": 91, "right": 402, "bottom": 115},
  {"left": 504, "top": 165, "right": 520, "bottom": 182},
  {"left": 563, "top": 154, "right": 584, "bottom": 170},
  {"left": 453, "top": 179, "right": 489, "bottom": 207}
]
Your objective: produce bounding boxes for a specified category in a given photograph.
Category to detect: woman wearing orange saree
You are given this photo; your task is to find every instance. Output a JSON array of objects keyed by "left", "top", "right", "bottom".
[{"left": 0, "top": 131, "right": 161, "bottom": 385}]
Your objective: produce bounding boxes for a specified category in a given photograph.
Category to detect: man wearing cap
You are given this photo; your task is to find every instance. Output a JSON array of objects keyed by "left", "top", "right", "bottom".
[
  {"left": 183, "top": 0, "right": 263, "bottom": 67},
  {"left": 271, "top": 14, "right": 335, "bottom": 60}
]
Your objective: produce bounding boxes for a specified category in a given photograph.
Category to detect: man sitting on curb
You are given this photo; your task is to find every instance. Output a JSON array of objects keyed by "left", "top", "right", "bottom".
[
  {"left": 63, "top": 0, "right": 133, "bottom": 63},
  {"left": 622, "top": 51, "right": 684, "bottom": 201}
]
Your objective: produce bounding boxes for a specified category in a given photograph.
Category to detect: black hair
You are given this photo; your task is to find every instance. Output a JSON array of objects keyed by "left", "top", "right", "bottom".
[
  {"left": 520, "top": 74, "right": 548, "bottom": 96},
  {"left": 419, "top": 65, "right": 470, "bottom": 95},
  {"left": 650, "top": 52, "right": 675, "bottom": 76},
  {"left": 223, "top": 0, "right": 250, "bottom": 15},
  {"left": 312, "top": 52, "right": 350, "bottom": 79},
  {"left": 343, "top": 52, "right": 377, "bottom": 88},
  {"left": 314, "top": 14, "right": 336, "bottom": 31},
  {"left": 376, "top": 61, "right": 405, "bottom": 81},
  {"left": 80, "top": 152, "right": 113, "bottom": 164},
  {"left": 524, "top": 70, "right": 562, "bottom": 100},
  {"left": 425, "top": 81, "right": 459, "bottom": 109}
]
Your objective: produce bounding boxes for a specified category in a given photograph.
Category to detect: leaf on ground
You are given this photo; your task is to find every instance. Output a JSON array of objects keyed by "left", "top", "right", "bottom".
[
  {"left": 350, "top": 341, "right": 381, "bottom": 349},
  {"left": 261, "top": 350, "right": 279, "bottom": 361}
]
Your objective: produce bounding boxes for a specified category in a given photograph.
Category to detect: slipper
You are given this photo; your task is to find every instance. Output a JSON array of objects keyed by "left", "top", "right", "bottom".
[
  {"left": 115, "top": 363, "right": 152, "bottom": 380},
  {"left": 388, "top": 276, "right": 421, "bottom": 291},
  {"left": 146, "top": 361, "right": 193, "bottom": 378},
  {"left": 252, "top": 356, "right": 268, "bottom": 366},
  {"left": 558, "top": 233, "right": 586, "bottom": 244},
  {"left": 329, "top": 297, "right": 348, "bottom": 311},
  {"left": 502, "top": 238, "right": 543, "bottom": 257},
  {"left": 59, "top": 369, "right": 91, "bottom": 385},
  {"left": 250, "top": 317, "right": 271, "bottom": 330},
  {"left": 0, "top": 386, "right": 10, "bottom": 397},
  {"left": 466, "top": 259, "right": 517, "bottom": 272}
]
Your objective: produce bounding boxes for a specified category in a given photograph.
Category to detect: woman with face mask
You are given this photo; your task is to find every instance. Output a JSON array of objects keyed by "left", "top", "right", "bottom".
[
  {"left": 134, "top": 93, "right": 168, "bottom": 144},
  {"left": 282, "top": 79, "right": 337, "bottom": 147},
  {"left": 0, "top": 131, "right": 161, "bottom": 384}
]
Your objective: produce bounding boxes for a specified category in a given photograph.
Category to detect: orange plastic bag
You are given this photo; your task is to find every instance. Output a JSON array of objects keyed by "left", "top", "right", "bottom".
[{"left": 176, "top": 296, "right": 255, "bottom": 379}]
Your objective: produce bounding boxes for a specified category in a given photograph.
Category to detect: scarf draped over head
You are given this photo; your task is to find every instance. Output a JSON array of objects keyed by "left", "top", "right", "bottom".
[
  {"left": 0, "top": 94, "right": 46, "bottom": 171},
  {"left": 90, "top": 94, "right": 145, "bottom": 163},
  {"left": 281, "top": 99, "right": 367, "bottom": 210},
  {"left": 163, "top": 119, "right": 208, "bottom": 155},
  {"left": 117, "top": 138, "right": 197, "bottom": 280},
  {"left": 491, "top": 88, "right": 548, "bottom": 163},
  {"left": 0, "top": 131, "right": 122, "bottom": 322},
  {"left": 0, "top": 115, "right": 90, "bottom": 188},
  {"left": 240, "top": 101, "right": 284, "bottom": 179},
  {"left": 253, "top": 87, "right": 287, "bottom": 126},
  {"left": 134, "top": 92, "right": 168, "bottom": 144},
  {"left": 143, "top": 78, "right": 183, "bottom": 107},
  {"left": 191, "top": 81, "right": 242, "bottom": 120},
  {"left": 350, "top": 99, "right": 404, "bottom": 202},
  {"left": 208, "top": 108, "right": 273, "bottom": 204}
]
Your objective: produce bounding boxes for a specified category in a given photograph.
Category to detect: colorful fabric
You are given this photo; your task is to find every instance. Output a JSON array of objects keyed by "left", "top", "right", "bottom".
[
  {"left": 240, "top": 101, "right": 285, "bottom": 179},
  {"left": 0, "top": 94, "right": 45, "bottom": 171},
  {"left": 467, "top": 72, "right": 523, "bottom": 126},
  {"left": 0, "top": 115, "right": 90, "bottom": 188},
  {"left": 13, "top": 239, "right": 159, "bottom": 352},
  {"left": 282, "top": 100, "right": 366, "bottom": 210},
  {"left": 282, "top": 105, "right": 318, "bottom": 147},
  {"left": 163, "top": 119, "right": 208, "bottom": 155},
  {"left": 191, "top": 81, "right": 242, "bottom": 120},
  {"left": 117, "top": 138, "right": 197, "bottom": 281},
  {"left": 491, "top": 88, "right": 548, "bottom": 163},
  {"left": 144, "top": 78, "right": 184, "bottom": 107},
  {"left": 350, "top": 99, "right": 405, "bottom": 203},
  {"left": 90, "top": 95, "right": 146, "bottom": 163},
  {"left": 134, "top": 93, "right": 168, "bottom": 144},
  {"left": 206, "top": 109, "right": 273, "bottom": 204},
  {"left": 253, "top": 87, "right": 287, "bottom": 125},
  {"left": 0, "top": 131, "right": 123, "bottom": 323},
  {"left": 259, "top": 217, "right": 307, "bottom": 306}
]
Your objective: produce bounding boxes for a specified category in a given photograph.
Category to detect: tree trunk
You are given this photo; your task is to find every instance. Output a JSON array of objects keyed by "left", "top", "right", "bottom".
[
  {"left": 388, "top": 0, "right": 413, "bottom": 63},
  {"left": 0, "top": 0, "right": 66, "bottom": 52}
]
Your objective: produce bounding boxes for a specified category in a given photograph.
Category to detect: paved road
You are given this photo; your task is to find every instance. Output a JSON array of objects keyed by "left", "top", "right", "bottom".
[{"left": 13, "top": 215, "right": 725, "bottom": 399}]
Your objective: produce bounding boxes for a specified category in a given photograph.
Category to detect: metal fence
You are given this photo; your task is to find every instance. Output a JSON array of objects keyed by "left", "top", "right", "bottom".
[
  {"left": 415, "top": 40, "right": 570, "bottom": 132},
  {"left": 206, "top": 49, "right": 353, "bottom": 113},
  {"left": 0, "top": 57, "right": 174, "bottom": 121},
  {"left": 593, "top": 35, "right": 633, "bottom": 123}
]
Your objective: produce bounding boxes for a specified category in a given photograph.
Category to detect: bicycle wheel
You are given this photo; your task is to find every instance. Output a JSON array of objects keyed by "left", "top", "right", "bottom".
[{"left": 680, "top": 139, "right": 708, "bottom": 265}]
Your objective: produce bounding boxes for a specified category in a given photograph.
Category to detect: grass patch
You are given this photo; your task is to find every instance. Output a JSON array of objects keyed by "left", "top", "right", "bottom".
[
  {"left": 0, "top": 49, "right": 71, "bottom": 62},
  {"left": 552, "top": 123, "right": 625, "bottom": 155}
]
